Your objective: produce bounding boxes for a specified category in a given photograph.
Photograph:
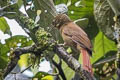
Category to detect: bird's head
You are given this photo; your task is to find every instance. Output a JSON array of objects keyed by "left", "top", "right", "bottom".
[{"left": 52, "top": 14, "right": 72, "bottom": 29}]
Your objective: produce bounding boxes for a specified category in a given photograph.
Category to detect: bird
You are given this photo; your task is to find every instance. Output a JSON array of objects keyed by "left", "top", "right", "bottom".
[{"left": 52, "top": 14, "right": 93, "bottom": 75}]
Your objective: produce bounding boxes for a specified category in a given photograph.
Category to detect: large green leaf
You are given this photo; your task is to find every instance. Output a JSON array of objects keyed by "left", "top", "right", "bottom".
[
  {"left": 0, "top": 17, "right": 11, "bottom": 34},
  {"left": 91, "top": 31, "right": 117, "bottom": 63},
  {"left": 62, "top": 60, "right": 75, "bottom": 80},
  {"left": 94, "top": 0, "right": 114, "bottom": 40}
]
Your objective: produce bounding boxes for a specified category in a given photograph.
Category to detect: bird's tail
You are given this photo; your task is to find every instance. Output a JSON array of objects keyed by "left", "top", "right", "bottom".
[{"left": 81, "top": 49, "right": 93, "bottom": 75}]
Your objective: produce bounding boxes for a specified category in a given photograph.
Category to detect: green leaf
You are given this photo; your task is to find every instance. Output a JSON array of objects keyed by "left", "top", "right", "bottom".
[
  {"left": 41, "top": 75, "right": 53, "bottom": 80},
  {"left": 0, "top": 56, "right": 8, "bottom": 69},
  {"left": 0, "top": 43, "right": 9, "bottom": 69},
  {"left": 17, "top": 0, "right": 23, "bottom": 8},
  {"left": 53, "top": 54, "right": 74, "bottom": 80},
  {"left": 68, "top": 0, "right": 94, "bottom": 20},
  {"left": 33, "top": 71, "right": 53, "bottom": 80},
  {"left": 62, "top": 60, "right": 75, "bottom": 80},
  {"left": 18, "top": 54, "right": 29, "bottom": 68},
  {"left": 94, "top": 0, "right": 114, "bottom": 40},
  {"left": 0, "top": 17, "right": 11, "bottom": 34},
  {"left": 91, "top": 31, "right": 117, "bottom": 63},
  {"left": 5, "top": 35, "right": 32, "bottom": 48}
]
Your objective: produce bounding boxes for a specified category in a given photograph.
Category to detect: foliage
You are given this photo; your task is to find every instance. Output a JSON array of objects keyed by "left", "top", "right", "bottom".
[
  {"left": 94, "top": 0, "right": 115, "bottom": 40},
  {"left": 0, "top": 0, "right": 118, "bottom": 80},
  {"left": 0, "top": 17, "right": 11, "bottom": 34},
  {"left": 0, "top": 35, "right": 33, "bottom": 69},
  {"left": 33, "top": 71, "right": 53, "bottom": 80}
]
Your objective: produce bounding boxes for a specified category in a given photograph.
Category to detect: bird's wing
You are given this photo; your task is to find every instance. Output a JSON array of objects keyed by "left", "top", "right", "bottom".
[{"left": 63, "top": 23, "right": 92, "bottom": 51}]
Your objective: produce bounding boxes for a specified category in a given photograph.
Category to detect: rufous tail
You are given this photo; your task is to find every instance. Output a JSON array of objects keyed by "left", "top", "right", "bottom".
[{"left": 81, "top": 49, "right": 93, "bottom": 75}]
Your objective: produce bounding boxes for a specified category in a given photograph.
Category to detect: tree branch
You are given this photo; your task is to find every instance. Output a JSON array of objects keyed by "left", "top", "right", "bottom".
[
  {"left": 54, "top": 45, "right": 95, "bottom": 80},
  {"left": 93, "top": 55, "right": 116, "bottom": 68},
  {"left": 3, "top": 45, "right": 37, "bottom": 78}
]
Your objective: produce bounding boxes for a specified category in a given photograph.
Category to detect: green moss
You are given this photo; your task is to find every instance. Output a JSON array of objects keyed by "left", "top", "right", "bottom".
[{"left": 35, "top": 27, "right": 56, "bottom": 51}]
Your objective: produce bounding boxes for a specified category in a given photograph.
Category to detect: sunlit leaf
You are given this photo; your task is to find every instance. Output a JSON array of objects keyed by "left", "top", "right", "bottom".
[
  {"left": 18, "top": 54, "right": 29, "bottom": 68},
  {"left": 0, "top": 17, "right": 11, "bottom": 34},
  {"left": 41, "top": 75, "right": 53, "bottom": 80},
  {"left": 92, "top": 31, "right": 117, "bottom": 63},
  {"left": 33, "top": 71, "right": 53, "bottom": 80}
]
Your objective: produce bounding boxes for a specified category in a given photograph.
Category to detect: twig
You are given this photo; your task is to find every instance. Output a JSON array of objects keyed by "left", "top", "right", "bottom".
[
  {"left": 93, "top": 55, "right": 116, "bottom": 68},
  {"left": 48, "top": 72, "right": 59, "bottom": 76},
  {"left": 21, "top": 64, "right": 33, "bottom": 73},
  {"left": 52, "top": 59, "right": 66, "bottom": 80}
]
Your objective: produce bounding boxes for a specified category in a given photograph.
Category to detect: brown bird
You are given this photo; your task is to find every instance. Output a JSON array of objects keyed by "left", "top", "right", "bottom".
[{"left": 52, "top": 14, "right": 93, "bottom": 75}]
